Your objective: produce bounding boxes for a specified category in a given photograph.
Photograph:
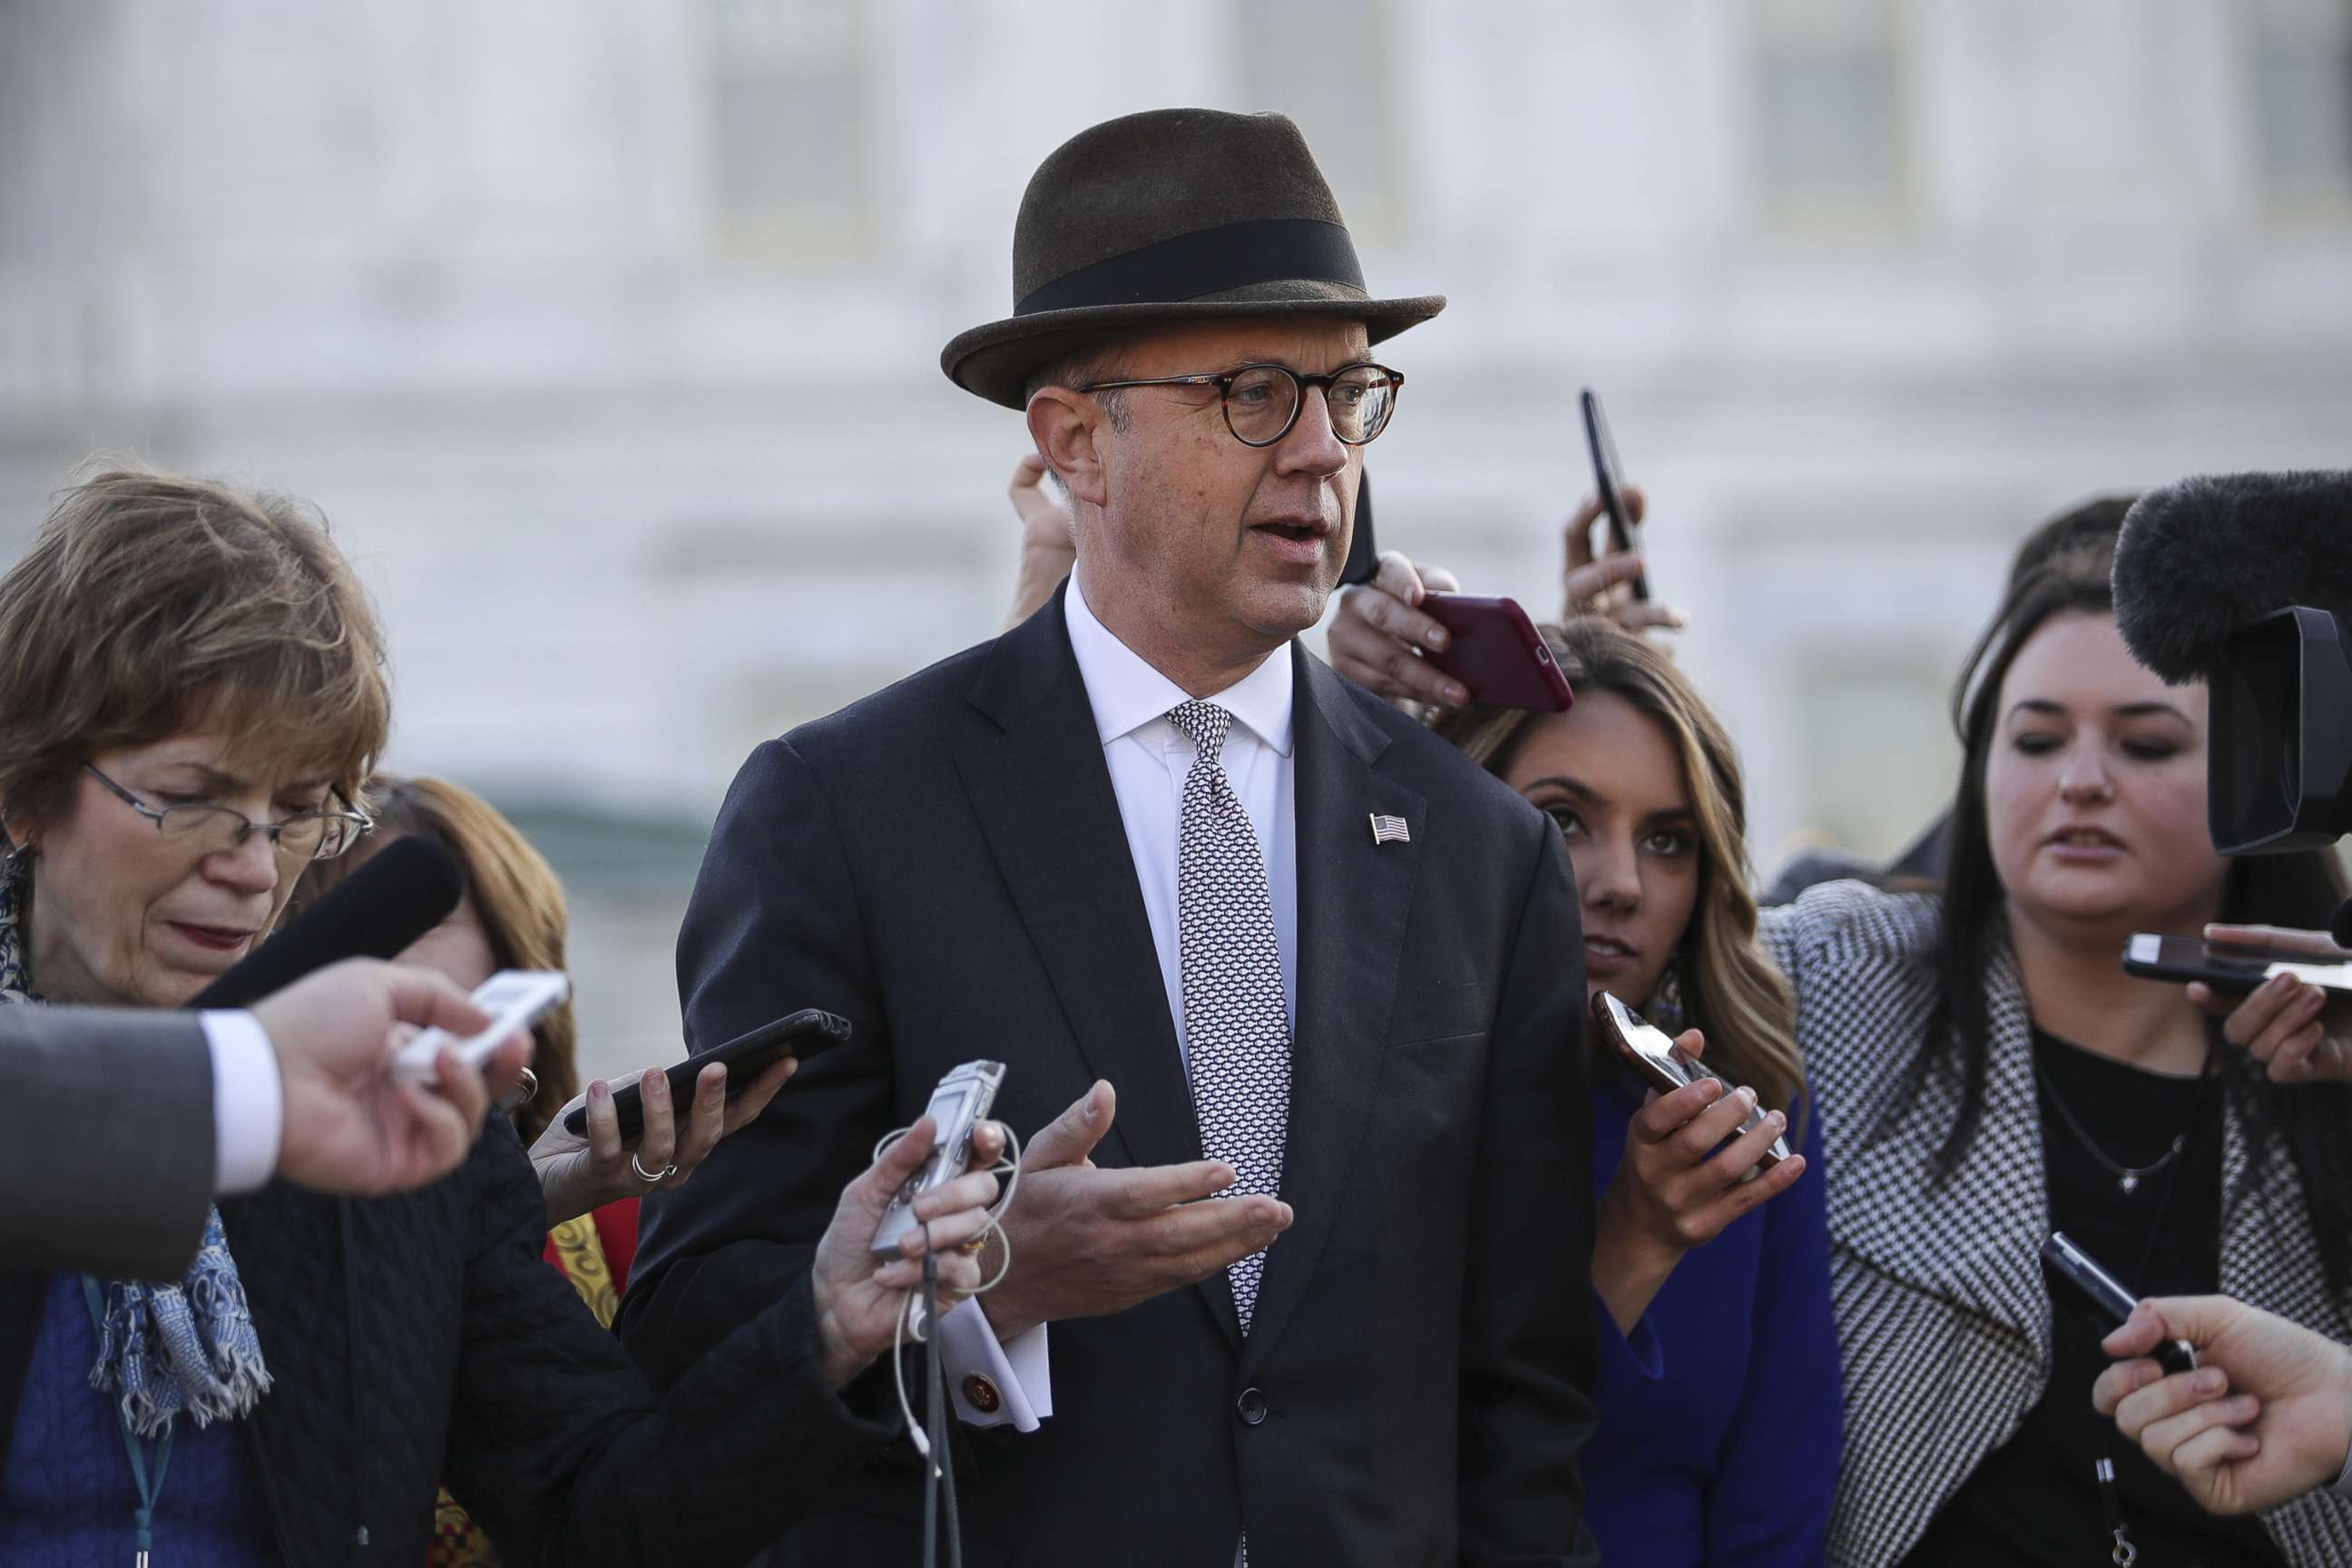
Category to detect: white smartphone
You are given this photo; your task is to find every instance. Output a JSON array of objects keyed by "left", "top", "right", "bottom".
[
  {"left": 393, "top": 968, "right": 570, "bottom": 1085},
  {"left": 870, "top": 1060, "right": 1006, "bottom": 1258}
]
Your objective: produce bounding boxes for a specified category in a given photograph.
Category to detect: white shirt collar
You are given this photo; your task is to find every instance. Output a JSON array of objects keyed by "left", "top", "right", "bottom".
[{"left": 1063, "top": 575, "right": 1295, "bottom": 758}]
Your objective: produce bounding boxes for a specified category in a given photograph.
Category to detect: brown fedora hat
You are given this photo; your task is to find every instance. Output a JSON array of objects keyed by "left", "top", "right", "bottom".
[{"left": 941, "top": 107, "right": 1446, "bottom": 410}]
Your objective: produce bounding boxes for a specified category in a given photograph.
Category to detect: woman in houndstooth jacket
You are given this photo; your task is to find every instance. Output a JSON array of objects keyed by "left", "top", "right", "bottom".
[{"left": 1762, "top": 531, "right": 2352, "bottom": 1567}]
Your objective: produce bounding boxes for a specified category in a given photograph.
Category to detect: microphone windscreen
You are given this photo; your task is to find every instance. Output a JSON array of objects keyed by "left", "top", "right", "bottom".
[
  {"left": 2112, "top": 470, "right": 2352, "bottom": 683},
  {"left": 188, "top": 833, "right": 465, "bottom": 1010}
]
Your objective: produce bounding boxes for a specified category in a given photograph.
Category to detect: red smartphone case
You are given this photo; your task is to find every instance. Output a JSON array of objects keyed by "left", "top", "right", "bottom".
[{"left": 1417, "top": 593, "right": 1574, "bottom": 712}]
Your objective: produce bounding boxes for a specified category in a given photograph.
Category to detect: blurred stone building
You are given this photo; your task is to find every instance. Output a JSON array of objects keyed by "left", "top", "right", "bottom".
[{"left": 3, "top": 0, "right": 2347, "bottom": 1073}]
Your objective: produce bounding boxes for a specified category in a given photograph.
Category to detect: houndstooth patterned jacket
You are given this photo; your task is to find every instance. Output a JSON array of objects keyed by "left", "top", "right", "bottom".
[{"left": 1760, "top": 879, "right": 2352, "bottom": 1567}]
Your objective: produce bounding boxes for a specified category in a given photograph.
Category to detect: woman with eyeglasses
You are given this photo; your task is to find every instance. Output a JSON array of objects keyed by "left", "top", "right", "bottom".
[{"left": 0, "top": 466, "right": 1004, "bottom": 1566}]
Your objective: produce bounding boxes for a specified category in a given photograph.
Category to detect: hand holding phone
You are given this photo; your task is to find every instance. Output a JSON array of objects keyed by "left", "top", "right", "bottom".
[
  {"left": 1592, "top": 992, "right": 1790, "bottom": 1170},
  {"left": 394, "top": 969, "right": 569, "bottom": 1085},
  {"left": 2123, "top": 933, "right": 2352, "bottom": 995},
  {"left": 1580, "top": 387, "right": 1648, "bottom": 603},
  {"left": 1417, "top": 593, "right": 1574, "bottom": 712},
  {"left": 564, "top": 1008, "right": 849, "bottom": 1142}
]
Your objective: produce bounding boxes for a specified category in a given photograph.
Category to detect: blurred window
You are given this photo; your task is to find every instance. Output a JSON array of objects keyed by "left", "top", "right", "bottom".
[
  {"left": 1796, "top": 652, "right": 1955, "bottom": 863},
  {"left": 1753, "top": 0, "right": 1906, "bottom": 228},
  {"left": 1231, "top": 0, "right": 1400, "bottom": 239},
  {"left": 2252, "top": 0, "right": 2352, "bottom": 214},
  {"left": 710, "top": 0, "right": 872, "bottom": 265}
]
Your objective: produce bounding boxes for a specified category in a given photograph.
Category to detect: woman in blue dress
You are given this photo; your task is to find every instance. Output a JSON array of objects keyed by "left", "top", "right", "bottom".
[{"left": 1435, "top": 615, "right": 1839, "bottom": 1567}]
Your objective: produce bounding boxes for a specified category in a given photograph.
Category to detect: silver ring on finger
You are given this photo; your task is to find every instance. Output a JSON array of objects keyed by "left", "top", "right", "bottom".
[{"left": 631, "top": 1151, "right": 679, "bottom": 1184}]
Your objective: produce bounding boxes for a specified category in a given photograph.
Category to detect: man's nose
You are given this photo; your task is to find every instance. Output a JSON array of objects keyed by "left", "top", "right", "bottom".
[{"left": 1273, "top": 385, "right": 1348, "bottom": 478}]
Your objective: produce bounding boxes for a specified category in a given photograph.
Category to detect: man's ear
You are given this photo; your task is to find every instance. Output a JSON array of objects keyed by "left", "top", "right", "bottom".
[{"left": 1025, "top": 388, "right": 1109, "bottom": 510}]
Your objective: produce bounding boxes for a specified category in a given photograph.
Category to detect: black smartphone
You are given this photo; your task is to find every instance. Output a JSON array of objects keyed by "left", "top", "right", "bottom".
[
  {"left": 1579, "top": 387, "right": 1648, "bottom": 602},
  {"left": 564, "top": 1007, "right": 851, "bottom": 1142},
  {"left": 1339, "top": 466, "right": 1378, "bottom": 586},
  {"left": 2122, "top": 933, "right": 2352, "bottom": 995},
  {"left": 2043, "top": 1230, "right": 2197, "bottom": 1377}
]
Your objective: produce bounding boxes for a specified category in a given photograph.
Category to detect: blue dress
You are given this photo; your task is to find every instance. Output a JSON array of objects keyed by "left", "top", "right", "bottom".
[{"left": 1581, "top": 1065, "right": 1841, "bottom": 1566}]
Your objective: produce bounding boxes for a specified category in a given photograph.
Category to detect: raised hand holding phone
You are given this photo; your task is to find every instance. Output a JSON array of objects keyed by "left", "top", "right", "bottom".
[{"left": 1588, "top": 993, "right": 1806, "bottom": 1334}]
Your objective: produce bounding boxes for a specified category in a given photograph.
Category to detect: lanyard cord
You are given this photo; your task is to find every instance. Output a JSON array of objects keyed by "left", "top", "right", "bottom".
[
  {"left": 2053, "top": 1039, "right": 2218, "bottom": 1568},
  {"left": 80, "top": 1275, "right": 174, "bottom": 1568}
]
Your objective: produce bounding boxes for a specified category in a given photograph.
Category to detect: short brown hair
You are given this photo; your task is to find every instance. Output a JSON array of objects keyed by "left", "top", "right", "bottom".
[
  {"left": 0, "top": 464, "right": 390, "bottom": 833},
  {"left": 298, "top": 774, "right": 579, "bottom": 1143}
]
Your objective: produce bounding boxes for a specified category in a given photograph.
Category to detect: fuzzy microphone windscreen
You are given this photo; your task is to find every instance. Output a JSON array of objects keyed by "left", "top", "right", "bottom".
[
  {"left": 2112, "top": 470, "right": 2352, "bottom": 684},
  {"left": 187, "top": 832, "right": 465, "bottom": 1010}
]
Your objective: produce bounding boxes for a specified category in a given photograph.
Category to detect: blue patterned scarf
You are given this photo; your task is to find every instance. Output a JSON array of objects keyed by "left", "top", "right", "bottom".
[{"left": 0, "top": 856, "right": 271, "bottom": 1436}]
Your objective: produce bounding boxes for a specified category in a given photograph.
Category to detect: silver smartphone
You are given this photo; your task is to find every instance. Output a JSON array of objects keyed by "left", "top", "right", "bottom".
[
  {"left": 869, "top": 1059, "right": 1006, "bottom": 1258},
  {"left": 1591, "top": 992, "right": 1789, "bottom": 1171}
]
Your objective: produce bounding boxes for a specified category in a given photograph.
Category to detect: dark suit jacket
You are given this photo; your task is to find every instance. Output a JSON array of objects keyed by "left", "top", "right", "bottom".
[
  {"left": 0, "top": 1004, "right": 214, "bottom": 1279},
  {"left": 622, "top": 585, "right": 1600, "bottom": 1567}
]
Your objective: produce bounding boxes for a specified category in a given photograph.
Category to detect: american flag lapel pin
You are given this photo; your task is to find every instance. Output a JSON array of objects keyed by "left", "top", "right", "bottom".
[{"left": 1368, "top": 812, "right": 1410, "bottom": 847}]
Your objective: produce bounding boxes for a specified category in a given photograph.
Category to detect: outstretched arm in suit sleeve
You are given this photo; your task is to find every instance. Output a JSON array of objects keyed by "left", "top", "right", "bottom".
[
  {"left": 0, "top": 1006, "right": 217, "bottom": 1280},
  {"left": 1458, "top": 818, "right": 1602, "bottom": 1567},
  {"left": 618, "top": 736, "right": 897, "bottom": 1394}
]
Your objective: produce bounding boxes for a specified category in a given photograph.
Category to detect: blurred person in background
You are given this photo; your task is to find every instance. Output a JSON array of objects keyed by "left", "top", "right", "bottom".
[
  {"left": 1004, "top": 467, "right": 1838, "bottom": 1563},
  {"left": 0, "top": 466, "right": 1006, "bottom": 1566},
  {"left": 1327, "top": 503, "right": 2352, "bottom": 1562},
  {"left": 296, "top": 772, "right": 795, "bottom": 1567}
]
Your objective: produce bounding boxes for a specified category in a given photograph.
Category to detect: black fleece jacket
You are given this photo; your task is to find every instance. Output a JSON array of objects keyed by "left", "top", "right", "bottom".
[{"left": 0, "top": 1115, "right": 898, "bottom": 1566}]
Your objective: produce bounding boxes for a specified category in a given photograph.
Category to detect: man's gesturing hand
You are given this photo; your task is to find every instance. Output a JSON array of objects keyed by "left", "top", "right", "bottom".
[
  {"left": 252, "top": 958, "right": 533, "bottom": 1197},
  {"left": 2094, "top": 1295, "right": 2352, "bottom": 1515},
  {"left": 976, "top": 1082, "right": 1294, "bottom": 1342}
]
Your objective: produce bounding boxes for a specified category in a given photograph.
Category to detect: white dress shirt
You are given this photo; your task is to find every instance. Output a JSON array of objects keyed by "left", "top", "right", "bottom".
[
  {"left": 938, "top": 576, "right": 1301, "bottom": 1430},
  {"left": 202, "top": 1009, "right": 282, "bottom": 1194}
]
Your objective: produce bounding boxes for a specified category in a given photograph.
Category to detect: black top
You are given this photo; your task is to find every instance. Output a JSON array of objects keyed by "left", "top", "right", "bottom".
[{"left": 1907, "top": 1029, "right": 2284, "bottom": 1568}]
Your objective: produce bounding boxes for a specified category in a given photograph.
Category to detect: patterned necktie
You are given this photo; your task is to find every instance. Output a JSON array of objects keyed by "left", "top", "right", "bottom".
[{"left": 1163, "top": 699, "right": 1292, "bottom": 1335}]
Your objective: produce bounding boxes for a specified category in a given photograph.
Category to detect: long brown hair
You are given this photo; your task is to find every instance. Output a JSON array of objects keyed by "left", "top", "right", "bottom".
[
  {"left": 299, "top": 774, "right": 578, "bottom": 1143},
  {"left": 1436, "top": 618, "right": 1807, "bottom": 1134}
]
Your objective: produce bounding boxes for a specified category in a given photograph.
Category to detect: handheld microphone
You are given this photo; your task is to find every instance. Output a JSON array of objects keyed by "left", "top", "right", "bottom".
[
  {"left": 188, "top": 833, "right": 465, "bottom": 1009},
  {"left": 2112, "top": 471, "right": 2352, "bottom": 854}
]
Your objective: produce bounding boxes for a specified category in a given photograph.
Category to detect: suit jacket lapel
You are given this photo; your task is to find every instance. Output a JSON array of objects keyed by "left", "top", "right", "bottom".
[
  {"left": 1243, "top": 650, "right": 1423, "bottom": 1367},
  {"left": 953, "top": 584, "right": 1205, "bottom": 1184}
]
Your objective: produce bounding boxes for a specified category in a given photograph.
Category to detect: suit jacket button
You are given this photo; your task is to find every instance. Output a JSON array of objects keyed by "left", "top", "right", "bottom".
[
  {"left": 1235, "top": 1387, "right": 1269, "bottom": 1426},
  {"left": 962, "top": 1374, "right": 1002, "bottom": 1415}
]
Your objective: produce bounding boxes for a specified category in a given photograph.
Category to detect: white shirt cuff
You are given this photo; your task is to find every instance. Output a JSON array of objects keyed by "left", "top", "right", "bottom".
[
  {"left": 935, "top": 1300, "right": 1052, "bottom": 1431},
  {"left": 202, "top": 1010, "right": 282, "bottom": 1195}
]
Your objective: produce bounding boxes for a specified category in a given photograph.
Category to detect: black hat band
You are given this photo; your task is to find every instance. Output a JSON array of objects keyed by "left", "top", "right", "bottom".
[{"left": 1014, "top": 218, "right": 1366, "bottom": 317}]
